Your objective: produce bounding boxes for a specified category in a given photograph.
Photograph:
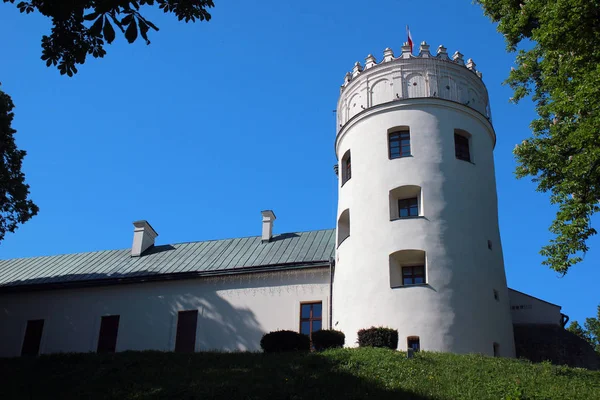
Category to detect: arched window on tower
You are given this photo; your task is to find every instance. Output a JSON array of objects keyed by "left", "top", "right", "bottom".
[
  {"left": 341, "top": 150, "right": 351, "bottom": 185},
  {"left": 389, "top": 185, "right": 423, "bottom": 220},
  {"left": 388, "top": 127, "right": 411, "bottom": 159},
  {"left": 337, "top": 209, "right": 350, "bottom": 246},
  {"left": 454, "top": 129, "right": 472, "bottom": 162},
  {"left": 389, "top": 249, "right": 426, "bottom": 288}
]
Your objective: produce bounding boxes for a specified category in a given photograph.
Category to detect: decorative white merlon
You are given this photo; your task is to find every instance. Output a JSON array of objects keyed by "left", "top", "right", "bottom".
[
  {"left": 476, "top": 71, "right": 483, "bottom": 79},
  {"left": 132, "top": 220, "right": 158, "bottom": 257},
  {"left": 352, "top": 61, "right": 363, "bottom": 78},
  {"left": 466, "top": 58, "right": 477, "bottom": 72},
  {"left": 343, "top": 72, "right": 351, "bottom": 87},
  {"left": 418, "top": 41, "right": 431, "bottom": 58},
  {"left": 437, "top": 45, "right": 449, "bottom": 60},
  {"left": 261, "top": 210, "right": 276, "bottom": 242},
  {"left": 383, "top": 48, "right": 394, "bottom": 62},
  {"left": 365, "top": 54, "right": 377, "bottom": 69},
  {"left": 401, "top": 42, "right": 412, "bottom": 58},
  {"left": 452, "top": 51, "right": 464, "bottom": 65}
]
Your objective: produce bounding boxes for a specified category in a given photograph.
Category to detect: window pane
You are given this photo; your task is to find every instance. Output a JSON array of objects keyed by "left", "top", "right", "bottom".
[
  {"left": 301, "top": 321, "right": 311, "bottom": 335},
  {"left": 312, "top": 303, "right": 322, "bottom": 317},
  {"left": 414, "top": 276, "right": 424, "bottom": 284},
  {"left": 403, "top": 267, "right": 412, "bottom": 276},
  {"left": 301, "top": 304, "right": 311, "bottom": 319},
  {"left": 403, "top": 277, "right": 413, "bottom": 285},
  {"left": 400, "top": 209, "right": 408, "bottom": 218},
  {"left": 312, "top": 320, "right": 322, "bottom": 332},
  {"left": 414, "top": 266, "right": 425, "bottom": 275},
  {"left": 409, "top": 206, "right": 418, "bottom": 216}
]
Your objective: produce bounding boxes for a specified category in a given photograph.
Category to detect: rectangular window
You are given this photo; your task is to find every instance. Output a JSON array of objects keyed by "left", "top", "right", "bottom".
[
  {"left": 342, "top": 152, "right": 352, "bottom": 185},
  {"left": 299, "top": 302, "right": 322, "bottom": 339},
  {"left": 398, "top": 197, "right": 418, "bottom": 218},
  {"left": 21, "top": 319, "right": 44, "bottom": 356},
  {"left": 454, "top": 133, "right": 471, "bottom": 161},
  {"left": 493, "top": 342, "right": 500, "bottom": 357},
  {"left": 97, "top": 315, "right": 120, "bottom": 354},
  {"left": 407, "top": 336, "right": 420, "bottom": 352},
  {"left": 175, "top": 310, "right": 198, "bottom": 353},
  {"left": 493, "top": 289, "right": 499, "bottom": 302},
  {"left": 389, "top": 131, "right": 411, "bottom": 159},
  {"left": 345, "top": 156, "right": 351, "bottom": 181},
  {"left": 402, "top": 265, "right": 425, "bottom": 285}
]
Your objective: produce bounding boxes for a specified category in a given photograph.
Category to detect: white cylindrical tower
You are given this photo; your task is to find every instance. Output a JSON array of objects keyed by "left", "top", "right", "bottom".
[{"left": 333, "top": 41, "right": 515, "bottom": 357}]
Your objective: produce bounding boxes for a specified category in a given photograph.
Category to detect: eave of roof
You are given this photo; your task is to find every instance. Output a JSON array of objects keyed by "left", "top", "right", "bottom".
[{"left": 0, "top": 229, "right": 336, "bottom": 294}]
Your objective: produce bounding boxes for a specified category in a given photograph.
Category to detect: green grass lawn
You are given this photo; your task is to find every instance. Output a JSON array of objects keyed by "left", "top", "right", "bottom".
[{"left": 1, "top": 348, "right": 599, "bottom": 399}]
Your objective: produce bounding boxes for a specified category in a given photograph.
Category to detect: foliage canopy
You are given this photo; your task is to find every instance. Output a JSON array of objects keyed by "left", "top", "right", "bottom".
[
  {"left": 0, "top": 86, "right": 38, "bottom": 242},
  {"left": 477, "top": 0, "right": 600, "bottom": 274},
  {"left": 3, "top": 0, "right": 215, "bottom": 76},
  {"left": 568, "top": 305, "right": 600, "bottom": 354}
]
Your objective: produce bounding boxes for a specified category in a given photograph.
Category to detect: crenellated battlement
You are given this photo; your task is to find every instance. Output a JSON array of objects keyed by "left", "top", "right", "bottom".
[{"left": 337, "top": 41, "right": 491, "bottom": 132}]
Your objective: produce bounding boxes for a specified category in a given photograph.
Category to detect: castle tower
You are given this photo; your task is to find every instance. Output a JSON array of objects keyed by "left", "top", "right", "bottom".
[{"left": 333, "top": 42, "right": 515, "bottom": 356}]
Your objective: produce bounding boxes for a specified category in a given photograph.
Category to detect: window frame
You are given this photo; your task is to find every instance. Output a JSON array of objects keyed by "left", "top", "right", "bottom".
[
  {"left": 388, "top": 130, "right": 411, "bottom": 159},
  {"left": 341, "top": 150, "right": 352, "bottom": 186},
  {"left": 401, "top": 265, "right": 426, "bottom": 286},
  {"left": 299, "top": 301, "right": 323, "bottom": 340},
  {"left": 454, "top": 132, "right": 471, "bottom": 162},
  {"left": 407, "top": 336, "right": 420, "bottom": 352},
  {"left": 398, "top": 197, "right": 419, "bottom": 218},
  {"left": 493, "top": 342, "right": 500, "bottom": 357}
]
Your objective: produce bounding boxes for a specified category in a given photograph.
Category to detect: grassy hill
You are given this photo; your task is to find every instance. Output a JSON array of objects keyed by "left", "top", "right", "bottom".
[{"left": 1, "top": 348, "right": 599, "bottom": 399}]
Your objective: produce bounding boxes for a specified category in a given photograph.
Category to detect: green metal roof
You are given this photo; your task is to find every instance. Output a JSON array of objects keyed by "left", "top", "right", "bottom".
[{"left": 0, "top": 229, "right": 335, "bottom": 292}]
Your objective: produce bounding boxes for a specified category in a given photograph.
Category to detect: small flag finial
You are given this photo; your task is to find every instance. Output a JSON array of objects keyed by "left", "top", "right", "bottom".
[{"left": 406, "top": 25, "right": 413, "bottom": 54}]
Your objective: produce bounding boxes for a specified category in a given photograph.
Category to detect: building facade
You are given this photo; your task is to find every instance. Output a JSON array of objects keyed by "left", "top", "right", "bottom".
[
  {"left": 333, "top": 42, "right": 515, "bottom": 356},
  {"left": 0, "top": 42, "right": 564, "bottom": 358}
]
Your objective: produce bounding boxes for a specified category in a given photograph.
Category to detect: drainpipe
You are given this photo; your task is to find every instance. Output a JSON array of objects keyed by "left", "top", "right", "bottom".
[{"left": 329, "top": 257, "right": 335, "bottom": 329}]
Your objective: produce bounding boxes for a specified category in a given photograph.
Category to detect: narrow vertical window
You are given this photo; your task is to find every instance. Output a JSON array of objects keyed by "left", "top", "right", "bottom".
[
  {"left": 389, "top": 130, "right": 411, "bottom": 159},
  {"left": 454, "top": 132, "right": 471, "bottom": 161},
  {"left": 407, "top": 336, "right": 420, "bottom": 352},
  {"left": 299, "top": 302, "right": 322, "bottom": 340},
  {"left": 493, "top": 342, "right": 500, "bottom": 357},
  {"left": 402, "top": 265, "right": 425, "bottom": 285},
  {"left": 398, "top": 197, "right": 419, "bottom": 218},
  {"left": 97, "top": 315, "right": 120, "bottom": 354},
  {"left": 493, "top": 289, "right": 499, "bottom": 302},
  {"left": 487, "top": 240, "right": 493, "bottom": 250},
  {"left": 341, "top": 150, "right": 351, "bottom": 185},
  {"left": 175, "top": 310, "right": 198, "bottom": 353},
  {"left": 21, "top": 319, "right": 44, "bottom": 356},
  {"left": 337, "top": 209, "right": 350, "bottom": 246}
]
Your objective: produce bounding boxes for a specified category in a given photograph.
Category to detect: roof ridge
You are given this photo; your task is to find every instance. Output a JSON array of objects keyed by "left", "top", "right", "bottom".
[{"left": 0, "top": 228, "right": 336, "bottom": 263}]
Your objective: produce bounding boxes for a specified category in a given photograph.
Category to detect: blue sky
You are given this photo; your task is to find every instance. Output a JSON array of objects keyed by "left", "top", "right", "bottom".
[{"left": 0, "top": 0, "right": 598, "bottom": 325}]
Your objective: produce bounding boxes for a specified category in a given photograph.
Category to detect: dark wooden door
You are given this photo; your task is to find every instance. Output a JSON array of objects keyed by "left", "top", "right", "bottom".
[
  {"left": 21, "top": 319, "right": 44, "bottom": 356},
  {"left": 175, "top": 310, "right": 198, "bottom": 353},
  {"left": 97, "top": 315, "right": 120, "bottom": 353}
]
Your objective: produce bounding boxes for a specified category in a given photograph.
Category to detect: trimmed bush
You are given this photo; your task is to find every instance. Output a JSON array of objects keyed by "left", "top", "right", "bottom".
[
  {"left": 260, "top": 330, "right": 310, "bottom": 353},
  {"left": 312, "top": 330, "right": 345, "bottom": 351},
  {"left": 357, "top": 327, "right": 398, "bottom": 350}
]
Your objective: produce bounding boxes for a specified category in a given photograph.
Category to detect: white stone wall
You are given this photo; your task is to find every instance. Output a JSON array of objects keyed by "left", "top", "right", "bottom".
[
  {"left": 333, "top": 78, "right": 515, "bottom": 356},
  {"left": 337, "top": 44, "right": 489, "bottom": 130},
  {"left": 0, "top": 269, "right": 330, "bottom": 357},
  {"left": 509, "top": 289, "right": 562, "bottom": 326}
]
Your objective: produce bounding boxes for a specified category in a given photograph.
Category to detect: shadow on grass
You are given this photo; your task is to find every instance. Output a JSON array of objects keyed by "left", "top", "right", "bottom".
[{"left": 0, "top": 350, "right": 431, "bottom": 400}]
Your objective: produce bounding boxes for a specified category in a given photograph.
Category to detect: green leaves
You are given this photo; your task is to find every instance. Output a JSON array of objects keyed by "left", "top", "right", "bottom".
[
  {"left": 6, "top": 0, "right": 216, "bottom": 75},
  {"left": 0, "top": 85, "right": 39, "bottom": 242},
  {"left": 478, "top": 0, "right": 600, "bottom": 274},
  {"left": 103, "top": 18, "right": 116, "bottom": 44}
]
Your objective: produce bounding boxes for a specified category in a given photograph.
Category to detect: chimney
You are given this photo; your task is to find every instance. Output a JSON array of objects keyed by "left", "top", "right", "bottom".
[
  {"left": 132, "top": 220, "right": 158, "bottom": 257},
  {"left": 261, "top": 210, "right": 276, "bottom": 242}
]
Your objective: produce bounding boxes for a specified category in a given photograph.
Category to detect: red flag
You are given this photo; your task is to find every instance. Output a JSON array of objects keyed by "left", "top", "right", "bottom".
[{"left": 406, "top": 25, "right": 413, "bottom": 54}]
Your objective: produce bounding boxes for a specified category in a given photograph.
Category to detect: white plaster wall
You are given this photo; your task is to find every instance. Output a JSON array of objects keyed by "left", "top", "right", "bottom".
[
  {"left": 333, "top": 98, "right": 515, "bottom": 357},
  {"left": 0, "top": 269, "right": 330, "bottom": 357},
  {"left": 509, "top": 289, "right": 562, "bottom": 325}
]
